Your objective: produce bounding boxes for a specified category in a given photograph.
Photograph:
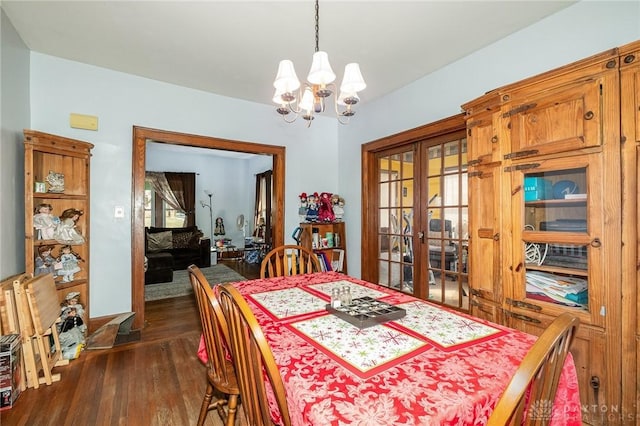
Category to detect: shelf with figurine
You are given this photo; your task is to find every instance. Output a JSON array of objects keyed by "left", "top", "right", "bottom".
[
  {"left": 297, "top": 191, "right": 348, "bottom": 273},
  {"left": 298, "top": 191, "right": 345, "bottom": 223},
  {"left": 24, "top": 130, "right": 93, "bottom": 328}
]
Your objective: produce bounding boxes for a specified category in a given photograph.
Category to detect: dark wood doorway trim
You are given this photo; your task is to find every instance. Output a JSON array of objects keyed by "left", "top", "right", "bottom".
[
  {"left": 132, "top": 126, "right": 286, "bottom": 330},
  {"left": 360, "top": 114, "right": 465, "bottom": 283}
]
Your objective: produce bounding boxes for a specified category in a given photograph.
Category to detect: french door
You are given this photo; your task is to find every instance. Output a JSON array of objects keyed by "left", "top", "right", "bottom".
[{"left": 362, "top": 116, "right": 469, "bottom": 310}]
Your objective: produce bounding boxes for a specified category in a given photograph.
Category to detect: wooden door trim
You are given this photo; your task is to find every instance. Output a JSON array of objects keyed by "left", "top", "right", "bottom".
[
  {"left": 132, "top": 126, "right": 285, "bottom": 330},
  {"left": 361, "top": 114, "right": 465, "bottom": 283}
]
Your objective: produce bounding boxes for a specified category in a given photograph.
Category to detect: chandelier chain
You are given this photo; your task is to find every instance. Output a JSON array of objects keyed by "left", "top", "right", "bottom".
[{"left": 314, "top": 0, "right": 320, "bottom": 53}]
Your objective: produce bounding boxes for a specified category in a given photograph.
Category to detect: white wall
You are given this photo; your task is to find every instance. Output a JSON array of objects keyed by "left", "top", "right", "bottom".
[
  {"left": 339, "top": 0, "right": 640, "bottom": 277},
  {"left": 0, "top": 9, "right": 29, "bottom": 279},
  {"left": 29, "top": 54, "right": 339, "bottom": 317}
]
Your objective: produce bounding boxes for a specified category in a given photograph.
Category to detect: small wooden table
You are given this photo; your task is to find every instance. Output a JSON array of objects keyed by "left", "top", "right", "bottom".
[{"left": 216, "top": 246, "right": 244, "bottom": 261}]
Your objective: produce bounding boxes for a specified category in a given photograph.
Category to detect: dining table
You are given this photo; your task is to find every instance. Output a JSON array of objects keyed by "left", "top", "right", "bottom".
[{"left": 198, "top": 271, "right": 582, "bottom": 425}]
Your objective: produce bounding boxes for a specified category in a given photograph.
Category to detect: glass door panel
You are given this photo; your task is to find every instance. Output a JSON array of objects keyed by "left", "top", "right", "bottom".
[
  {"left": 377, "top": 152, "right": 414, "bottom": 294},
  {"left": 375, "top": 130, "right": 468, "bottom": 310},
  {"left": 510, "top": 155, "right": 603, "bottom": 327},
  {"left": 424, "top": 138, "right": 469, "bottom": 309}
]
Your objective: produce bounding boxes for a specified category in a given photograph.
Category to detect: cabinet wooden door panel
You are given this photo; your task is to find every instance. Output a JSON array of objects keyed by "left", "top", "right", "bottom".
[
  {"left": 463, "top": 94, "right": 502, "bottom": 165},
  {"left": 468, "top": 165, "right": 503, "bottom": 322},
  {"left": 505, "top": 78, "right": 605, "bottom": 157},
  {"left": 508, "top": 154, "right": 606, "bottom": 328}
]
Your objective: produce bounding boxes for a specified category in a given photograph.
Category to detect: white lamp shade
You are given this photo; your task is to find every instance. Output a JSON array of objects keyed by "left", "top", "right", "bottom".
[
  {"left": 273, "top": 60, "right": 301, "bottom": 93},
  {"left": 307, "top": 51, "right": 336, "bottom": 85},
  {"left": 340, "top": 63, "right": 366, "bottom": 93},
  {"left": 299, "top": 87, "right": 315, "bottom": 112}
]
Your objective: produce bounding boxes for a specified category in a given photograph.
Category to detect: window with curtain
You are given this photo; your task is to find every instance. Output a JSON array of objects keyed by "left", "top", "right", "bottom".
[{"left": 144, "top": 171, "right": 196, "bottom": 228}]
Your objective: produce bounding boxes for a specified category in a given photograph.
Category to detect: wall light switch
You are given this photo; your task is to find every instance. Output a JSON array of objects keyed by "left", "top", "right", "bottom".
[{"left": 114, "top": 206, "right": 125, "bottom": 218}]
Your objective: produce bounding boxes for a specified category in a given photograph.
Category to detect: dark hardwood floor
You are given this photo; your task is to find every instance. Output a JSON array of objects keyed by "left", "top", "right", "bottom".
[{"left": 1, "top": 260, "right": 260, "bottom": 426}]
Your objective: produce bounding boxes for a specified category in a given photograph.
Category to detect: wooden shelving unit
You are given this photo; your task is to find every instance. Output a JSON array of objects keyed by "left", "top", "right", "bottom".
[
  {"left": 298, "top": 222, "right": 347, "bottom": 273},
  {"left": 24, "top": 130, "right": 93, "bottom": 326}
]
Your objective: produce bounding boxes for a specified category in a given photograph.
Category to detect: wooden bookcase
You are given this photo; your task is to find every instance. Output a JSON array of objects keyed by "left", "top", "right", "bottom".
[
  {"left": 298, "top": 222, "right": 347, "bottom": 274},
  {"left": 24, "top": 130, "right": 93, "bottom": 326}
]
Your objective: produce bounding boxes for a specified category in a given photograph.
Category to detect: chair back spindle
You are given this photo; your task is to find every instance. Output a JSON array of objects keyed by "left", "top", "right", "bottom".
[
  {"left": 188, "top": 265, "right": 239, "bottom": 426},
  {"left": 488, "top": 313, "right": 580, "bottom": 425},
  {"left": 217, "top": 282, "right": 292, "bottom": 426},
  {"left": 260, "top": 245, "right": 321, "bottom": 278}
]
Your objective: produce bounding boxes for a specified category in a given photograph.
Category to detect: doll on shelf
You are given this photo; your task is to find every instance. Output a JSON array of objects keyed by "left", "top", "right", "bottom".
[
  {"left": 214, "top": 217, "right": 226, "bottom": 236},
  {"left": 298, "top": 192, "right": 308, "bottom": 222},
  {"left": 57, "top": 245, "right": 82, "bottom": 283},
  {"left": 35, "top": 245, "right": 62, "bottom": 276},
  {"left": 58, "top": 291, "right": 86, "bottom": 360},
  {"left": 61, "top": 291, "right": 86, "bottom": 325},
  {"left": 54, "top": 208, "right": 85, "bottom": 244},
  {"left": 305, "top": 192, "right": 319, "bottom": 222},
  {"left": 332, "top": 194, "right": 345, "bottom": 221},
  {"left": 318, "top": 192, "right": 335, "bottom": 222},
  {"left": 33, "top": 203, "right": 59, "bottom": 240}
]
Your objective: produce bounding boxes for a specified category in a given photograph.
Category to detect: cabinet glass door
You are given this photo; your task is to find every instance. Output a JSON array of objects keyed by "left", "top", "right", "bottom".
[{"left": 511, "top": 155, "right": 603, "bottom": 326}]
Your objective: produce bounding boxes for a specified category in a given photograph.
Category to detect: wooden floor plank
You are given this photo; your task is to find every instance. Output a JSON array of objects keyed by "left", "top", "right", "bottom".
[{"left": 0, "top": 261, "right": 259, "bottom": 425}]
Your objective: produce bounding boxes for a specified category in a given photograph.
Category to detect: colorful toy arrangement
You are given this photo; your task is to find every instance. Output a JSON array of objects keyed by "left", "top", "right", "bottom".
[{"left": 299, "top": 192, "right": 345, "bottom": 223}]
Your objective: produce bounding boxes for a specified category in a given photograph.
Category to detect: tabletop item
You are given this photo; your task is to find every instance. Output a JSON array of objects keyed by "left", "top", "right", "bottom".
[{"left": 326, "top": 296, "right": 405, "bottom": 329}]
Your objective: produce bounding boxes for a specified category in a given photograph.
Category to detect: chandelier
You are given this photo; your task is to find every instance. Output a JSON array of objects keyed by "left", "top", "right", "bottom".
[{"left": 272, "top": 0, "right": 366, "bottom": 126}]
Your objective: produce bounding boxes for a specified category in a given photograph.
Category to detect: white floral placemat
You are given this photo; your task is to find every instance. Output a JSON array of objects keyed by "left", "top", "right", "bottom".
[
  {"left": 291, "top": 314, "right": 427, "bottom": 376},
  {"left": 307, "top": 280, "right": 388, "bottom": 300},
  {"left": 250, "top": 288, "right": 327, "bottom": 319},
  {"left": 394, "top": 300, "right": 503, "bottom": 348}
]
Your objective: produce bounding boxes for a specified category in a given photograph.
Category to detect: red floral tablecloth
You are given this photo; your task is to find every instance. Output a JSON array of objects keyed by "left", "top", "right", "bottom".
[{"left": 198, "top": 272, "right": 582, "bottom": 425}]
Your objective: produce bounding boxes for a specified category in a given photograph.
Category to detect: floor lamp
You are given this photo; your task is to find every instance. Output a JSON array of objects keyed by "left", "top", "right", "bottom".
[{"left": 200, "top": 190, "right": 214, "bottom": 244}]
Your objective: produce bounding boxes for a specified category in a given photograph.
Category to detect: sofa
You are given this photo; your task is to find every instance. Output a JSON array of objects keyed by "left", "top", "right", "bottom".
[{"left": 145, "top": 226, "right": 211, "bottom": 284}]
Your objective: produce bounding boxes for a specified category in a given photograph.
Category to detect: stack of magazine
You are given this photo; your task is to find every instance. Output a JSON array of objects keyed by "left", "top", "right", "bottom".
[{"left": 526, "top": 270, "right": 588, "bottom": 308}]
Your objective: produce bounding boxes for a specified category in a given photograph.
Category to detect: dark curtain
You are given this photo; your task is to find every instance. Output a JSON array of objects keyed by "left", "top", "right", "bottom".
[
  {"left": 254, "top": 170, "right": 273, "bottom": 247},
  {"left": 165, "top": 172, "right": 196, "bottom": 227}
]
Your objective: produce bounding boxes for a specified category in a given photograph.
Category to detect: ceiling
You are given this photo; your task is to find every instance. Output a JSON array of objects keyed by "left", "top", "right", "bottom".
[{"left": 2, "top": 1, "right": 576, "bottom": 107}]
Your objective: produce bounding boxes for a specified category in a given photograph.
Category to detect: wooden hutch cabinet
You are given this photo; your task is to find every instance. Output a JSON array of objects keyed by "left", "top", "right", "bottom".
[
  {"left": 24, "top": 130, "right": 93, "bottom": 326},
  {"left": 464, "top": 41, "right": 640, "bottom": 424}
]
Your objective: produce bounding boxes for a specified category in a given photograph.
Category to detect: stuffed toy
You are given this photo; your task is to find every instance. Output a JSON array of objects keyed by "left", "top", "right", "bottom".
[{"left": 318, "top": 192, "right": 335, "bottom": 222}]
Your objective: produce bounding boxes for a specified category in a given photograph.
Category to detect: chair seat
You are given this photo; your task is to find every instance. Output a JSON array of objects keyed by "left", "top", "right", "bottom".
[{"left": 209, "top": 359, "right": 239, "bottom": 394}]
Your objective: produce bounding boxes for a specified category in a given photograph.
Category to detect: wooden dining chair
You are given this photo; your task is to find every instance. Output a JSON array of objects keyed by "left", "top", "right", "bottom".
[
  {"left": 188, "top": 265, "right": 240, "bottom": 426},
  {"left": 217, "top": 282, "right": 292, "bottom": 426},
  {"left": 487, "top": 313, "right": 580, "bottom": 425},
  {"left": 260, "top": 244, "right": 321, "bottom": 278}
]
